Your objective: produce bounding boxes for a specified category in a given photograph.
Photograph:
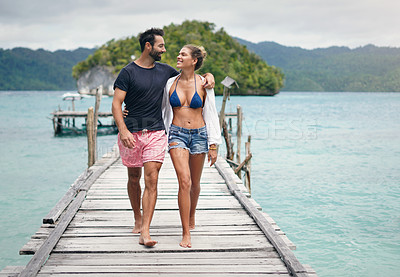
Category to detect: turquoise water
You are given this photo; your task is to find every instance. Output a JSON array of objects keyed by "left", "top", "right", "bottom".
[{"left": 1, "top": 91, "right": 399, "bottom": 276}]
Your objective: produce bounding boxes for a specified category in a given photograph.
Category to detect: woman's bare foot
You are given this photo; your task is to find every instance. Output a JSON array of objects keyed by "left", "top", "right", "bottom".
[
  {"left": 179, "top": 234, "right": 192, "bottom": 248},
  {"left": 139, "top": 235, "right": 157, "bottom": 247}
]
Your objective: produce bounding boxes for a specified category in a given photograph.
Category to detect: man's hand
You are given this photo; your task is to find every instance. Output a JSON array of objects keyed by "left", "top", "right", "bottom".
[
  {"left": 120, "top": 129, "right": 136, "bottom": 149},
  {"left": 202, "top": 73, "right": 215, "bottom": 89},
  {"left": 208, "top": 145, "right": 218, "bottom": 166}
]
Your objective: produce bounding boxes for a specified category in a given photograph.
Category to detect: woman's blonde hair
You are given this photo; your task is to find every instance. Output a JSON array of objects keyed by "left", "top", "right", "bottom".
[{"left": 183, "top": 44, "right": 207, "bottom": 71}]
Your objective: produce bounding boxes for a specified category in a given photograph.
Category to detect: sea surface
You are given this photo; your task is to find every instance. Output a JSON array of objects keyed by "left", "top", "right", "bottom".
[{"left": 0, "top": 91, "right": 399, "bottom": 276}]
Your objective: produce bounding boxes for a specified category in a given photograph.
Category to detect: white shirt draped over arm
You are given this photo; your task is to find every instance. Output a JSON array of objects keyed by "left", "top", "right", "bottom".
[{"left": 162, "top": 75, "right": 222, "bottom": 146}]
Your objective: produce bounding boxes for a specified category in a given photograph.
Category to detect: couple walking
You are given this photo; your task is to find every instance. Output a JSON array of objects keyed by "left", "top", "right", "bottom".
[{"left": 111, "top": 28, "right": 221, "bottom": 248}]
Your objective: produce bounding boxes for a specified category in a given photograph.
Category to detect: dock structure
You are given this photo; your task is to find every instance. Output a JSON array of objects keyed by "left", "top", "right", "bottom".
[
  {"left": 2, "top": 146, "right": 316, "bottom": 277},
  {"left": 51, "top": 111, "right": 117, "bottom": 136}
]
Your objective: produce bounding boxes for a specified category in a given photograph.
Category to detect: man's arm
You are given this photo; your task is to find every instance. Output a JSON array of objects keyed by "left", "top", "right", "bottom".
[{"left": 112, "top": 88, "right": 135, "bottom": 148}]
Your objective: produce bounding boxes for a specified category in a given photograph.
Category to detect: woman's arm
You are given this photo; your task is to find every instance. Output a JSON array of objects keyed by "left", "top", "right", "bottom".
[
  {"left": 162, "top": 76, "right": 178, "bottom": 135},
  {"left": 203, "top": 86, "right": 222, "bottom": 147}
]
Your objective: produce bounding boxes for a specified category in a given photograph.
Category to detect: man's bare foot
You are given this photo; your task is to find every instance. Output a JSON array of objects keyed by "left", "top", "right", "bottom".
[
  {"left": 139, "top": 235, "right": 157, "bottom": 247},
  {"left": 189, "top": 216, "right": 195, "bottom": 230},
  {"left": 132, "top": 222, "right": 142, "bottom": 234},
  {"left": 179, "top": 234, "right": 192, "bottom": 248}
]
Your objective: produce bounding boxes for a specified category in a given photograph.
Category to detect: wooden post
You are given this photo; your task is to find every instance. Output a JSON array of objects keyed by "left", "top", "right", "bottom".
[
  {"left": 234, "top": 153, "right": 252, "bottom": 174},
  {"left": 236, "top": 105, "right": 242, "bottom": 164},
  {"left": 87, "top": 107, "right": 95, "bottom": 167},
  {"left": 219, "top": 86, "right": 229, "bottom": 132},
  {"left": 245, "top": 135, "right": 252, "bottom": 194},
  {"left": 228, "top": 117, "right": 232, "bottom": 132},
  {"left": 92, "top": 86, "right": 102, "bottom": 162},
  {"left": 222, "top": 120, "right": 234, "bottom": 160},
  {"left": 72, "top": 98, "right": 76, "bottom": 127}
]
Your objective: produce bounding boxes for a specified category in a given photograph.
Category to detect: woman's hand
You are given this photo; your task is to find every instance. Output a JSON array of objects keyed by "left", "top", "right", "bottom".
[
  {"left": 123, "top": 105, "right": 129, "bottom": 118},
  {"left": 208, "top": 145, "right": 218, "bottom": 166}
]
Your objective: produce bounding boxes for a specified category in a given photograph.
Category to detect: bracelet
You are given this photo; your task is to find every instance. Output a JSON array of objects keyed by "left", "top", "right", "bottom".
[{"left": 209, "top": 147, "right": 217, "bottom": 150}]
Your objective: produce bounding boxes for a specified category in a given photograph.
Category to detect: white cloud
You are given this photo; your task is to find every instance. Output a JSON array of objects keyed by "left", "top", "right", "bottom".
[{"left": 0, "top": 0, "right": 399, "bottom": 50}]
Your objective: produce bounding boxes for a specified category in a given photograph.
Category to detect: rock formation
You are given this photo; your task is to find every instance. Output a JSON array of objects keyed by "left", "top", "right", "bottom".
[{"left": 77, "top": 66, "right": 116, "bottom": 96}]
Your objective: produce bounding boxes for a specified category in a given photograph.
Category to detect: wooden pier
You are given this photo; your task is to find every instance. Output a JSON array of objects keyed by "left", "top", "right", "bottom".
[
  {"left": 51, "top": 111, "right": 117, "bottom": 136},
  {"left": 1, "top": 146, "right": 316, "bottom": 276},
  {"left": 52, "top": 89, "right": 116, "bottom": 136}
]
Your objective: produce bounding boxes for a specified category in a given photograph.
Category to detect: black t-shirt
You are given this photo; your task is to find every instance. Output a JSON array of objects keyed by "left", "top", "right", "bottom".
[{"left": 114, "top": 62, "right": 179, "bottom": 132}]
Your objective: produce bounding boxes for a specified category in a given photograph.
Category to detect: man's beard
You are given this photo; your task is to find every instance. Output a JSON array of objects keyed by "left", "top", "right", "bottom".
[{"left": 150, "top": 48, "right": 162, "bottom": 61}]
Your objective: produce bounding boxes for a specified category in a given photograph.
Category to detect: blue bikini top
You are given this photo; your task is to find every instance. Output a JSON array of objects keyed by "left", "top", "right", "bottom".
[{"left": 169, "top": 74, "right": 203, "bottom": 109}]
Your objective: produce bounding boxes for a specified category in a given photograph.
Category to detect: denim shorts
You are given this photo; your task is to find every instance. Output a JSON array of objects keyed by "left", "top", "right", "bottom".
[{"left": 168, "top": 124, "right": 208, "bottom": 154}]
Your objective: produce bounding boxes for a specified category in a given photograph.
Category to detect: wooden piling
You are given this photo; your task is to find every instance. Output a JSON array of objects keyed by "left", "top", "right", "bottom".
[
  {"left": 93, "top": 86, "right": 102, "bottom": 160},
  {"left": 236, "top": 105, "right": 243, "bottom": 165},
  {"left": 219, "top": 86, "right": 229, "bottom": 132},
  {"left": 87, "top": 107, "right": 95, "bottom": 167},
  {"left": 222, "top": 120, "right": 234, "bottom": 160},
  {"left": 245, "top": 135, "right": 252, "bottom": 193}
]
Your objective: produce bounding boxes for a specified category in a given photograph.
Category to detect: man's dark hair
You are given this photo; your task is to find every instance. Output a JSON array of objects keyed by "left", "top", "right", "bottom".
[{"left": 139, "top": 28, "right": 164, "bottom": 52}]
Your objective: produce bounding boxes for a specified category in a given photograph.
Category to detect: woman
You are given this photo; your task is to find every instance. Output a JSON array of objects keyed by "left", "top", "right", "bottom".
[{"left": 162, "top": 45, "right": 221, "bottom": 248}]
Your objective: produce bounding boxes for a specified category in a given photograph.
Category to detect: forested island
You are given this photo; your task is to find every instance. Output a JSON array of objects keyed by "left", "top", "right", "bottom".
[
  {"left": 72, "top": 20, "right": 284, "bottom": 95},
  {"left": 1, "top": 20, "right": 400, "bottom": 93}
]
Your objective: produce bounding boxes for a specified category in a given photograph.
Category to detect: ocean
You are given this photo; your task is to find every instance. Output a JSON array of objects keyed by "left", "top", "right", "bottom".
[{"left": 0, "top": 91, "right": 399, "bottom": 276}]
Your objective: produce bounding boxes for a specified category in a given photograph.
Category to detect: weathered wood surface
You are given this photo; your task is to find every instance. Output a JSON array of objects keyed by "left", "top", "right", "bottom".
[{"left": 7, "top": 147, "right": 316, "bottom": 276}]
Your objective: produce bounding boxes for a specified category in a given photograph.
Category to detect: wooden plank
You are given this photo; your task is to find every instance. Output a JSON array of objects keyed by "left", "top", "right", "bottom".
[
  {"left": 43, "top": 251, "right": 281, "bottom": 262},
  {"left": 68, "top": 209, "right": 261, "bottom": 227},
  {"left": 38, "top": 264, "right": 289, "bottom": 274},
  {"left": 90, "top": 180, "right": 228, "bottom": 187},
  {"left": 37, "top": 272, "right": 291, "bottom": 277},
  {"left": 21, "top": 231, "right": 294, "bottom": 255},
  {"left": 79, "top": 198, "right": 243, "bottom": 210},
  {"left": 86, "top": 191, "right": 231, "bottom": 198},
  {"left": 44, "top": 257, "right": 284, "bottom": 266},
  {"left": 47, "top": 225, "right": 266, "bottom": 236},
  {"left": 52, "top": 234, "right": 275, "bottom": 253}
]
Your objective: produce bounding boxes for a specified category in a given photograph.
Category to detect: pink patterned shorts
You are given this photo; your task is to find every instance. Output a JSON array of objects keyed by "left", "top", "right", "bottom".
[{"left": 118, "top": 130, "right": 167, "bottom": 168}]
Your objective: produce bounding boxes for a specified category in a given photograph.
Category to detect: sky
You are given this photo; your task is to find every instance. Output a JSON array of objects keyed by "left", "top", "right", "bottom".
[{"left": 0, "top": 0, "right": 399, "bottom": 51}]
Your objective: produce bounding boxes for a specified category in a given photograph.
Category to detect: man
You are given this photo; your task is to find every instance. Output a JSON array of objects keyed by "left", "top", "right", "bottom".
[{"left": 112, "top": 28, "right": 214, "bottom": 247}]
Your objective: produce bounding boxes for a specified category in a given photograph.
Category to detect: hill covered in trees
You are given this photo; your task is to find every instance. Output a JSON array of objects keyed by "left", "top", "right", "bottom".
[
  {"left": 0, "top": 47, "right": 95, "bottom": 90},
  {"left": 73, "top": 20, "right": 284, "bottom": 95},
  {"left": 236, "top": 38, "right": 400, "bottom": 92}
]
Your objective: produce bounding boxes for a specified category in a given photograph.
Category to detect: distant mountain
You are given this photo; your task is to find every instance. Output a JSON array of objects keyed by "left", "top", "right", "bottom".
[
  {"left": 0, "top": 47, "right": 95, "bottom": 90},
  {"left": 3, "top": 37, "right": 400, "bottom": 92},
  {"left": 236, "top": 38, "right": 400, "bottom": 92}
]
